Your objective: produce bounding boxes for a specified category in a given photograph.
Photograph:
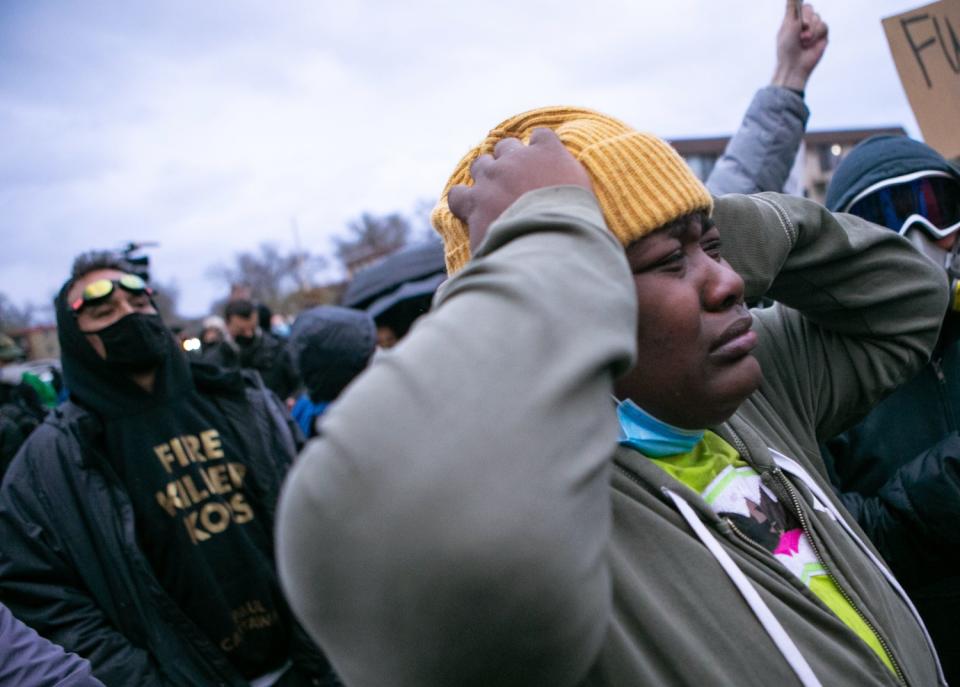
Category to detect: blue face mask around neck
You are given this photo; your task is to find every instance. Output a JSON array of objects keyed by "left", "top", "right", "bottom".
[{"left": 616, "top": 398, "right": 705, "bottom": 458}]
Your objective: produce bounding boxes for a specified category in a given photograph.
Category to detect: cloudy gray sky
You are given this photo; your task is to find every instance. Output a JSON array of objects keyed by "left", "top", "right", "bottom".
[{"left": 0, "top": 0, "right": 923, "bottom": 318}]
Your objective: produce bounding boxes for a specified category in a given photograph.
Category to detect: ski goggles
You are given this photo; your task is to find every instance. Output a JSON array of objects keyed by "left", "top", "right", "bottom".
[
  {"left": 845, "top": 171, "right": 960, "bottom": 240},
  {"left": 70, "top": 273, "right": 153, "bottom": 312}
]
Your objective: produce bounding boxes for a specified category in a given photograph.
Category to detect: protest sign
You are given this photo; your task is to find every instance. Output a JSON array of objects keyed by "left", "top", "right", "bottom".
[{"left": 883, "top": 0, "right": 960, "bottom": 158}]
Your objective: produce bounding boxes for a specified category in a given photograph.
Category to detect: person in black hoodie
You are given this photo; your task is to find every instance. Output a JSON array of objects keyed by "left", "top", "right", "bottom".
[
  {"left": 821, "top": 135, "right": 960, "bottom": 683},
  {"left": 0, "top": 251, "right": 336, "bottom": 687}
]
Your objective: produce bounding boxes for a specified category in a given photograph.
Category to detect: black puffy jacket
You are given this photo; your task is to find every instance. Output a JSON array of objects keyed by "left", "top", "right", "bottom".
[
  {"left": 822, "top": 330, "right": 960, "bottom": 684},
  {"left": 822, "top": 134, "right": 960, "bottom": 683},
  {"left": 0, "top": 364, "right": 329, "bottom": 687}
]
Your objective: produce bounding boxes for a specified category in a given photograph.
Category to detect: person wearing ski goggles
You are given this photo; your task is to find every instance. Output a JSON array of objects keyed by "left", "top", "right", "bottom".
[
  {"left": 823, "top": 134, "right": 960, "bottom": 684},
  {"left": 847, "top": 172, "right": 960, "bottom": 239},
  {"left": 829, "top": 137, "right": 960, "bottom": 303},
  {"left": 69, "top": 272, "right": 153, "bottom": 312},
  {"left": 844, "top": 171, "right": 960, "bottom": 284}
]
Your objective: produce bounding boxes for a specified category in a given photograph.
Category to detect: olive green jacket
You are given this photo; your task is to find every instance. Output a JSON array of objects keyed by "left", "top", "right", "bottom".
[{"left": 278, "top": 186, "right": 948, "bottom": 687}]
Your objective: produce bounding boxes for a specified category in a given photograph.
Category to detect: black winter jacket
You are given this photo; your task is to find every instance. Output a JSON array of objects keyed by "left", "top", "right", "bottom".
[
  {"left": 0, "top": 366, "right": 326, "bottom": 687},
  {"left": 0, "top": 381, "right": 47, "bottom": 479},
  {"left": 822, "top": 330, "right": 960, "bottom": 683},
  {"left": 821, "top": 134, "right": 960, "bottom": 683},
  {"left": 203, "top": 334, "right": 299, "bottom": 402}
]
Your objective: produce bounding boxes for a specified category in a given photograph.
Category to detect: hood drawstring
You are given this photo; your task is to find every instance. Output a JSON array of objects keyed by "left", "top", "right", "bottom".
[
  {"left": 772, "top": 451, "right": 947, "bottom": 687},
  {"left": 664, "top": 487, "right": 824, "bottom": 687},
  {"left": 664, "top": 449, "right": 948, "bottom": 687}
]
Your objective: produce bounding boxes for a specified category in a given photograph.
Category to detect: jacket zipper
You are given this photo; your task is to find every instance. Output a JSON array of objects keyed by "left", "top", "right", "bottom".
[
  {"left": 698, "top": 431, "right": 814, "bottom": 565},
  {"left": 771, "top": 467, "right": 907, "bottom": 686},
  {"left": 726, "top": 426, "right": 908, "bottom": 684},
  {"left": 931, "top": 357, "right": 957, "bottom": 432},
  {"left": 614, "top": 461, "right": 789, "bottom": 566},
  {"left": 725, "top": 429, "right": 751, "bottom": 462},
  {"left": 722, "top": 516, "right": 781, "bottom": 560},
  {"left": 620, "top": 427, "right": 912, "bottom": 685}
]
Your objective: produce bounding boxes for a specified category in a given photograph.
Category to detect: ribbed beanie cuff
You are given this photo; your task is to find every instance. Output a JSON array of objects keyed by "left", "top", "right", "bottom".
[{"left": 431, "top": 106, "right": 713, "bottom": 274}]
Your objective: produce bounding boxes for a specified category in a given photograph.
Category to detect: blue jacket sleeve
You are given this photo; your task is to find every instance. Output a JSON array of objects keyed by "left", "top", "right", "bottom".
[{"left": 706, "top": 86, "right": 809, "bottom": 196}]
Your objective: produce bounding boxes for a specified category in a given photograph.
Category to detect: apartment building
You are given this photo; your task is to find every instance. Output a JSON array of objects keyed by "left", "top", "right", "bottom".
[{"left": 670, "top": 126, "right": 908, "bottom": 204}]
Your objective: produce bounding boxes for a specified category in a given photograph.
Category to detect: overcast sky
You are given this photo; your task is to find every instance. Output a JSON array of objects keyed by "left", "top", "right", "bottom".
[{"left": 0, "top": 0, "right": 925, "bottom": 318}]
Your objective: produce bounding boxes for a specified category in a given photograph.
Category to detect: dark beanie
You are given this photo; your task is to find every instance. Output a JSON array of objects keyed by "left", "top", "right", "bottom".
[
  {"left": 826, "top": 135, "right": 960, "bottom": 213},
  {"left": 288, "top": 306, "right": 376, "bottom": 403}
]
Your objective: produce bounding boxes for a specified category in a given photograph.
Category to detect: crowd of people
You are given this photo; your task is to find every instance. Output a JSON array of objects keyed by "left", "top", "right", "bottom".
[{"left": 1, "top": 2, "right": 959, "bottom": 685}]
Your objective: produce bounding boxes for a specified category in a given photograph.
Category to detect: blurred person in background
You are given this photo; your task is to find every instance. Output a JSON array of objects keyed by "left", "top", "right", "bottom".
[
  {"left": 257, "top": 303, "right": 274, "bottom": 335},
  {"left": 0, "top": 335, "right": 47, "bottom": 478},
  {"left": 287, "top": 306, "right": 377, "bottom": 439},
  {"left": 0, "top": 251, "right": 336, "bottom": 686},
  {"left": 0, "top": 336, "right": 24, "bottom": 369},
  {"left": 270, "top": 313, "right": 292, "bottom": 340},
  {"left": 200, "top": 315, "right": 229, "bottom": 353},
  {"left": 204, "top": 299, "right": 299, "bottom": 402},
  {"left": 822, "top": 135, "right": 960, "bottom": 683}
]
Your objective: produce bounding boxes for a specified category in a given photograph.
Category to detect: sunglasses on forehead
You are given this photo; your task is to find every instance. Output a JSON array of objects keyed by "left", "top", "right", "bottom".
[
  {"left": 70, "top": 273, "right": 153, "bottom": 312},
  {"left": 845, "top": 171, "right": 960, "bottom": 240}
]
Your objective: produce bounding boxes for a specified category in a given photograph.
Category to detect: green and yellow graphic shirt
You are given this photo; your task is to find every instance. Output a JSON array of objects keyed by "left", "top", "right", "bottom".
[{"left": 648, "top": 431, "right": 895, "bottom": 675}]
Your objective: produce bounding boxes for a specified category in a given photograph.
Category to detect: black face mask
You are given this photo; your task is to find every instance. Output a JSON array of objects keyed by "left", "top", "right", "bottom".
[
  {"left": 234, "top": 334, "right": 256, "bottom": 348},
  {"left": 86, "top": 313, "right": 171, "bottom": 374}
]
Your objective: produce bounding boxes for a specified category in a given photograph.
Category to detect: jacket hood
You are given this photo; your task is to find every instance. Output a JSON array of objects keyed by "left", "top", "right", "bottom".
[
  {"left": 825, "top": 135, "right": 960, "bottom": 212},
  {"left": 288, "top": 306, "right": 376, "bottom": 403},
  {"left": 189, "top": 358, "right": 247, "bottom": 397},
  {"left": 54, "top": 280, "right": 193, "bottom": 419}
]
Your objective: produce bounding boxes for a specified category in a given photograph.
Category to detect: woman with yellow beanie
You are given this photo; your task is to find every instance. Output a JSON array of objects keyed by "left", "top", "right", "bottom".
[{"left": 278, "top": 107, "right": 947, "bottom": 687}]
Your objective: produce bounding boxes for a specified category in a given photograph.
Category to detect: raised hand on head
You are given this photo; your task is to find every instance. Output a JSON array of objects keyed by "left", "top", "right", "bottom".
[{"left": 448, "top": 128, "right": 593, "bottom": 251}]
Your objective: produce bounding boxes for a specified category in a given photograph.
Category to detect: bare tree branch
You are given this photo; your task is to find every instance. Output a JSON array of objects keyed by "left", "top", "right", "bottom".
[
  {"left": 334, "top": 213, "right": 411, "bottom": 275},
  {"left": 206, "top": 243, "right": 327, "bottom": 312}
]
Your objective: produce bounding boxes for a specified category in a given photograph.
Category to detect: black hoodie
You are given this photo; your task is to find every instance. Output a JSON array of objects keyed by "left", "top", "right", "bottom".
[{"left": 54, "top": 288, "right": 294, "bottom": 680}]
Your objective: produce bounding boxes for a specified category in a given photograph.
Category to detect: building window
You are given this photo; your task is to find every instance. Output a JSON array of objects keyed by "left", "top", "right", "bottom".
[
  {"left": 818, "top": 144, "right": 843, "bottom": 174},
  {"left": 684, "top": 154, "right": 718, "bottom": 181}
]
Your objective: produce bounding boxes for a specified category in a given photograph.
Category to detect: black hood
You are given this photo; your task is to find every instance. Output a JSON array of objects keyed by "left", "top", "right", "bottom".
[
  {"left": 288, "top": 306, "right": 376, "bottom": 402},
  {"left": 54, "top": 281, "right": 194, "bottom": 419},
  {"left": 825, "top": 135, "right": 960, "bottom": 213}
]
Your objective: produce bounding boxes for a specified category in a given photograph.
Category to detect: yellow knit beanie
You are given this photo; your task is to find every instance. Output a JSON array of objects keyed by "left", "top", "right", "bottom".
[{"left": 431, "top": 106, "right": 713, "bottom": 274}]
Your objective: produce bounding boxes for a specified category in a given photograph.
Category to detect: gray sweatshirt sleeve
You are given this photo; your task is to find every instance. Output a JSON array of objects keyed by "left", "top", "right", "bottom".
[
  {"left": 0, "top": 603, "right": 105, "bottom": 687},
  {"left": 706, "top": 86, "right": 809, "bottom": 196},
  {"left": 277, "top": 187, "right": 637, "bottom": 687},
  {"left": 713, "top": 192, "right": 949, "bottom": 442}
]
